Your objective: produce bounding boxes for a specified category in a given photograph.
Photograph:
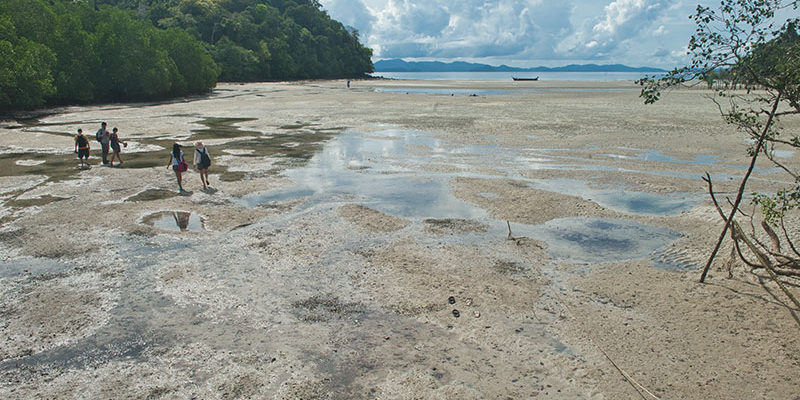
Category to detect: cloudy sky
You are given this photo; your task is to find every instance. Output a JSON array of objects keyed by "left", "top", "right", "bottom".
[{"left": 319, "top": 0, "right": 707, "bottom": 69}]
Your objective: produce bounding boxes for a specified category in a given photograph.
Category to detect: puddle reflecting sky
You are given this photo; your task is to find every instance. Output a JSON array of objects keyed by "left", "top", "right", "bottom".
[
  {"left": 516, "top": 149, "right": 752, "bottom": 182},
  {"left": 604, "top": 148, "right": 782, "bottom": 174},
  {"left": 531, "top": 178, "right": 700, "bottom": 216},
  {"left": 522, "top": 217, "right": 679, "bottom": 264},
  {"left": 374, "top": 88, "right": 512, "bottom": 96},
  {"left": 242, "top": 129, "right": 688, "bottom": 265},
  {"left": 373, "top": 87, "right": 634, "bottom": 95},
  {"left": 242, "top": 130, "right": 487, "bottom": 219},
  {"left": 143, "top": 211, "right": 206, "bottom": 232},
  {"left": 606, "top": 149, "right": 719, "bottom": 165},
  {"left": 770, "top": 149, "right": 794, "bottom": 158}
]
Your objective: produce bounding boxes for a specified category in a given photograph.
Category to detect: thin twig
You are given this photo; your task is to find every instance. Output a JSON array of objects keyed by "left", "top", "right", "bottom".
[
  {"left": 700, "top": 94, "right": 783, "bottom": 283},
  {"left": 780, "top": 218, "right": 800, "bottom": 258},
  {"left": 732, "top": 221, "right": 800, "bottom": 312}
]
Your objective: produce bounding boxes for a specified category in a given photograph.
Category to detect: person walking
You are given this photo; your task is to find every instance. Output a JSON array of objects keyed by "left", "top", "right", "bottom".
[
  {"left": 167, "top": 143, "right": 187, "bottom": 192},
  {"left": 96, "top": 122, "right": 110, "bottom": 165},
  {"left": 74, "top": 128, "right": 90, "bottom": 168},
  {"left": 108, "top": 127, "right": 128, "bottom": 166},
  {"left": 192, "top": 141, "right": 212, "bottom": 190}
]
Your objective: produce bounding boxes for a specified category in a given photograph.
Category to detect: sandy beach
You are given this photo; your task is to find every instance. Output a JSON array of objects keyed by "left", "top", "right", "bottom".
[{"left": 0, "top": 79, "right": 798, "bottom": 399}]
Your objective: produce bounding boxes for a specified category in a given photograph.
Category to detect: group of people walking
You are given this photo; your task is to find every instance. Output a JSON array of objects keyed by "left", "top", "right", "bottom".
[
  {"left": 74, "top": 122, "right": 213, "bottom": 192},
  {"left": 73, "top": 121, "right": 126, "bottom": 167},
  {"left": 168, "top": 142, "right": 212, "bottom": 192}
]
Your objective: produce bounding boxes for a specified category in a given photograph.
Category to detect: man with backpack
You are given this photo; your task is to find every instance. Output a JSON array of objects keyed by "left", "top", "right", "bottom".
[
  {"left": 95, "top": 121, "right": 110, "bottom": 165},
  {"left": 74, "top": 128, "right": 90, "bottom": 168}
]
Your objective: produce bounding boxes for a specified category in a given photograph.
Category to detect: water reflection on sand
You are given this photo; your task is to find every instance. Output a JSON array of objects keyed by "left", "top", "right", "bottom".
[
  {"left": 242, "top": 129, "right": 693, "bottom": 265},
  {"left": 142, "top": 211, "right": 206, "bottom": 232}
]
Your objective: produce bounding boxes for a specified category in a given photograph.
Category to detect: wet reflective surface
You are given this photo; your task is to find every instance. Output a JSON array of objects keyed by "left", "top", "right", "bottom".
[
  {"left": 244, "top": 129, "right": 685, "bottom": 265},
  {"left": 523, "top": 217, "right": 679, "bottom": 264},
  {"left": 142, "top": 211, "right": 206, "bottom": 232},
  {"left": 0, "top": 119, "right": 707, "bottom": 264},
  {"left": 242, "top": 130, "right": 490, "bottom": 219},
  {"left": 606, "top": 149, "right": 719, "bottom": 165},
  {"left": 189, "top": 117, "right": 258, "bottom": 140},
  {"left": 531, "top": 178, "right": 700, "bottom": 215},
  {"left": 374, "top": 88, "right": 512, "bottom": 96},
  {"left": 0, "top": 257, "right": 73, "bottom": 278},
  {"left": 0, "top": 116, "right": 340, "bottom": 186}
]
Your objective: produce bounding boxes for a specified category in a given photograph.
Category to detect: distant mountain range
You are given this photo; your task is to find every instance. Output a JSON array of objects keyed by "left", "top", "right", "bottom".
[{"left": 374, "top": 59, "right": 667, "bottom": 73}]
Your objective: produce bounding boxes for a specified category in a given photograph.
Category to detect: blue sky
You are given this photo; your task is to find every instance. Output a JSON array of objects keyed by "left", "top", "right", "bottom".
[{"left": 319, "top": 0, "right": 705, "bottom": 69}]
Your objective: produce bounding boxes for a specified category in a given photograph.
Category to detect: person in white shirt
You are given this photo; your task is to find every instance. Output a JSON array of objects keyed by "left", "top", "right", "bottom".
[{"left": 193, "top": 141, "right": 212, "bottom": 190}]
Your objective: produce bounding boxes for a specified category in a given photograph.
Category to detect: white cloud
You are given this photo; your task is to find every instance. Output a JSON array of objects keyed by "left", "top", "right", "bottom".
[
  {"left": 319, "top": 0, "right": 706, "bottom": 68},
  {"left": 320, "top": 0, "right": 375, "bottom": 36},
  {"left": 557, "top": 0, "right": 668, "bottom": 59}
]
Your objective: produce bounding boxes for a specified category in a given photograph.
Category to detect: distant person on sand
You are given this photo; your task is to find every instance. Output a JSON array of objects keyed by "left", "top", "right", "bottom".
[
  {"left": 167, "top": 143, "right": 186, "bottom": 192},
  {"left": 74, "top": 128, "right": 90, "bottom": 168},
  {"left": 192, "top": 141, "right": 212, "bottom": 190},
  {"left": 96, "top": 122, "right": 110, "bottom": 165},
  {"left": 108, "top": 127, "right": 128, "bottom": 166}
]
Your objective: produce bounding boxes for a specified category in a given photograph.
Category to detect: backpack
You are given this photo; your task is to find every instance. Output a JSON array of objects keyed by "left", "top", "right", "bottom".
[
  {"left": 76, "top": 134, "right": 88, "bottom": 147},
  {"left": 95, "top": 129, "right": 103, "bottom": 143},
  {"left": 199, "top": 148, "right": 211, "bottom": 168}
]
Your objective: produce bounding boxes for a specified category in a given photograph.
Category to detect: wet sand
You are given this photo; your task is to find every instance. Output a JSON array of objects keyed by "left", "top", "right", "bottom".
[{"left": 0, "top": 80, "right": 798, "bottom": 399}]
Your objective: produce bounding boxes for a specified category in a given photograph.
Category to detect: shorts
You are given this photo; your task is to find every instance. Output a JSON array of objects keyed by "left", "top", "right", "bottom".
[
  {"left": 78, "top": 149, "right": 89, "bottom": 159},
  {"left": 172, "top": 164, "right": 179, "bottom": 171}
]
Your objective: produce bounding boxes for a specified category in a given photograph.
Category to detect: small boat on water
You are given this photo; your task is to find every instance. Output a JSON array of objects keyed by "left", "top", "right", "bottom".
[{"left": 512, "top": 76, "right": 539, "bottom": 81}]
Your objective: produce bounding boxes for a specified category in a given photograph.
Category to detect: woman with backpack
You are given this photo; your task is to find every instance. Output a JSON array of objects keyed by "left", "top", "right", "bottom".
[
  {"left": 167, "top": 143, "right": 187, "bottom": 192},
  {"left": 192, "top": 141, "right": 212, "bottom": 190}
]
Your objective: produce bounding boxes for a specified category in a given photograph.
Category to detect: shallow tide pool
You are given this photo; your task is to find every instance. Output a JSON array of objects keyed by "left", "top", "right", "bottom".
[
  {"left": 141, "top": 211, "right": 206, "bottom": 232},
  {"left": 243, "top": 129, "right": 688, "bottom": 266}
]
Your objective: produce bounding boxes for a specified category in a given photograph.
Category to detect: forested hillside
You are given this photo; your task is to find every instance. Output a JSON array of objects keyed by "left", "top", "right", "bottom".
[
  {"left": 103, "top": 0, "right": 373, "bottom": 81},
  {"left": 1, "top": 0, "right": 374, "bottom": 111}
]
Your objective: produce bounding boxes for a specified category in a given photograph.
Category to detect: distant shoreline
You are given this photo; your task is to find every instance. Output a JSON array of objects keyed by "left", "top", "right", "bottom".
[
  {"left": 368, "top": 70, "right": 661, "bottom": 82},
  {"left": 374, "top": 59, "right": 667, "bottom": 74}
]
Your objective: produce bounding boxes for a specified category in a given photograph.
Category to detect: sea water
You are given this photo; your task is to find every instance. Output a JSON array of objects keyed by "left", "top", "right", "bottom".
[{"left": 370, "top": 71, "right": 662, "bottom": 81}]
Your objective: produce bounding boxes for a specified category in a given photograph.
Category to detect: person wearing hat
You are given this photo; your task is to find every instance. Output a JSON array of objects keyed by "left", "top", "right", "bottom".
[{"left": 192, "top": 141, "right": 212, "bottom": 190}]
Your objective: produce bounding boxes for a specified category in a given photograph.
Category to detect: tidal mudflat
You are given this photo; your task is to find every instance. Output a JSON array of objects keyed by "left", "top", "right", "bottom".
[{"left": 0, "top": 80, "right": 797, "bottom": 399}]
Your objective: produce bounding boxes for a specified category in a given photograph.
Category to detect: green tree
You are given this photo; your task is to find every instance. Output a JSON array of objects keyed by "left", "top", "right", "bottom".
[
  {"left": 0, "top": 15, "right": 56, "bottom": 110},
  {"left": 100, "top": 0, "right": 374, "bottom": 81},
  {"left": 47, "top": 3, "right": 98, "bottom": 103},
  {"left": 91, "top": 7, "right": 176, "bottom": 100},
  {"left": 2, "top": 0, "right": 370, "bottom": 109},
  {"left": 1, "top": 0, "right": 218, "bottom": 110},
  {"left": 639, "top": 0, "right": 800, "bottom": 306},
  {"left": 213, "top": 36, "right": 260, "bottom": 81},
  {"left": 157, "top": 28, "right": 220, "bottom": 95},
  {"left": 0, "top": 0, "right": 57, "bottom": 44}
]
